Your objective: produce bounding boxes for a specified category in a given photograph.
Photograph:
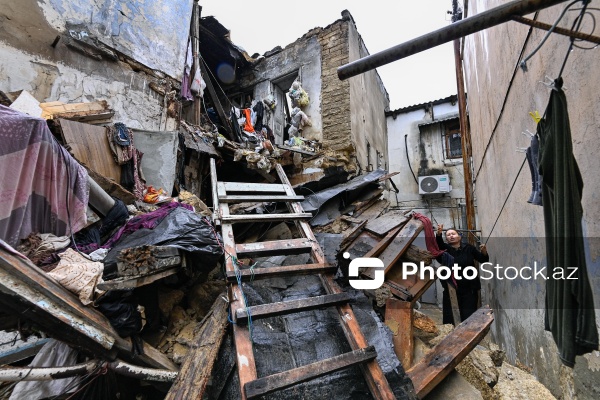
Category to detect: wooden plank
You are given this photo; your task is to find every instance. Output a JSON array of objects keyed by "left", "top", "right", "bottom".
[
  {"left": 87, "top": 168, "right": 136, "bottom": 204},
  {"left": 219, "top": 194, "right": 304, "bottom": 203},
  {"left": 385, "top": 298, "right": 413, "bottom": 368},
  {"left": 407, "top": 306, "right": 494, "bottom": 399},
  {"left": 218, "top": 187, "right": 257, "bottom": 400},
  {"left": 236, "top": 293, "right": 353, "bottom": 324},
  {"left": 211, "top": 159, "right": 221, "bottom": 225},
  {"left": 0, "top": 248, "right": 177, "bottom": 371},
  {"left": 223, "top": 182, "right": 287, "bottom": 193},
  {"left": 362, "top": 218, "right": 423, "bottom": 280},
  {"left": 0, "top": 338, "right": 50, "bottom": 365},
  {"left": 226, "top": 263, "right": 335, "bottom": 282},
  {"left": 236, "top": 238, "right": 314, "bottom": 258},
  {"left": 222, "top": 213, "right": 312, "bottom": 223},
  {"left": 365, "top": 211, "right": 410, "bottom": 236},
  {"left": 97, "top": 267, "right": 179, "bottom": 291},
  {"left": 165, "top": 292, "right": 229, "bottom": 400},
  {"left": 245, "top": 346, "right": 377, "bottom": 399},
  {"left": 447, "top": 284, "right": 462, "bottom": 327},
  {"left": 338, "top": 219, "right": 368, "bottom": 251},
  {"left": 56, "top": 119, "right": 121, "bottom": 183},
  {"left": 275, "top": 163, "right": 396, "bottom": 400}
]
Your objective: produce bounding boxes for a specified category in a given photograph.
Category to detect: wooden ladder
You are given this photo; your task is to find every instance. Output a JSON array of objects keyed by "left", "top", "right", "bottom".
[{"left": 210, "top": 159, "right": 396, "bottom": 399}]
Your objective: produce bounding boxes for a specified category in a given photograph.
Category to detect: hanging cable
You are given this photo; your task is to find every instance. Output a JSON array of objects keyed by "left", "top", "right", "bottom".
[
  {"left": 484, "top": 157, "right": 527, "bottom": 245},
  {"left": 404, "top": 134, "right": 418, "bottom": 184},
  {"left": 474, "top": 11, "right": 540, "bottom": 181},
  {"left": 520, "top": 0, "right": 581, "bottom": 71},
  {"left": 556, "top": 0, "right": 591, "bottom": 78}
]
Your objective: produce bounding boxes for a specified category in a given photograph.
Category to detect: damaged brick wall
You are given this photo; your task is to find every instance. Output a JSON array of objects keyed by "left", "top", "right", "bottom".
[{"left": 317, "top": 20, "right": 355, "bottom": 170}]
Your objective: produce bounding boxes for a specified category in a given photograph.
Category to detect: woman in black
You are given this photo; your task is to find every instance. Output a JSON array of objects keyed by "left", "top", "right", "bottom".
[{"left": 436, "top": 225, "right": 489, "bottom": 324}]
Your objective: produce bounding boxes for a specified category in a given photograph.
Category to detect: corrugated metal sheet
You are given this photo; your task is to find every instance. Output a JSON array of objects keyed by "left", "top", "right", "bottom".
[{"left": 418, "top": 114, "right": 459, "bottom": 127}]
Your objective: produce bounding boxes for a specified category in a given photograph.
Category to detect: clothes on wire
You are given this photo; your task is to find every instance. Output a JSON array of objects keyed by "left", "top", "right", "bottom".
[
  {"left": 525, "top": 134, "right": 543, "bottom": 206},
  {"left": 106, "top": 123, "right": 145, "bottom": 200},
  {"left": 538, "top": 77, "right": 598, "bottom": 367}
]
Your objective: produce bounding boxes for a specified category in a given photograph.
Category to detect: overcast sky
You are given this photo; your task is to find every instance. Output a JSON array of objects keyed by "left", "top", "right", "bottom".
[{"left": 199, "top": 0, "right": 458, "bottom": 110}]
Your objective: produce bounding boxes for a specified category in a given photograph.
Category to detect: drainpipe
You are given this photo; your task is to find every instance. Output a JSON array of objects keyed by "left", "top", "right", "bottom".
[{"left": 452, "top": 1, "right": 477, "bottom": 245}]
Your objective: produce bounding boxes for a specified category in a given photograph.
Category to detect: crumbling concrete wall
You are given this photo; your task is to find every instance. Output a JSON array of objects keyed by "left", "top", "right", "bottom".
[
  {"left": 463, "top": 1, "right": 600, "bottom": 398},
  {"left": 237, "top": 34, "right": 323, "bottom": 142},
  {"left": 0, "top": 0, "right": 184, "bottom": 130}
]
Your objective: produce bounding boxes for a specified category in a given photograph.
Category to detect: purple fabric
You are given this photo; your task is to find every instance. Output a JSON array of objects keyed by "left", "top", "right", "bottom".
[
  {"left": 181, "top": 72, "right": 194, "bottom": 102},
  {"left": 0, "top": 105, "right": 89, "bottom": 247},
  {"left": 102, "top": 202, "right": 193, "bottom": 249}
]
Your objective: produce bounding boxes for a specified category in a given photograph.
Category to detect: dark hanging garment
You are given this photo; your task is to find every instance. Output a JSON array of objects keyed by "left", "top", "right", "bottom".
[
  {"left": 538, "top": 78, "right": 598, "bottom": 367},
  {"left": 253, "top": 101, "right": 264, "bottom": 132}
]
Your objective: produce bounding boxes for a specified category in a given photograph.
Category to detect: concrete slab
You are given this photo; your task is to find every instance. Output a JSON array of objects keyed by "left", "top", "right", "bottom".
[
  {"left": 133, "top": 129, "right": 178, "bottom": 196},
  {"left": 424, "top": 370, "right": 483, "bottom": 400}
]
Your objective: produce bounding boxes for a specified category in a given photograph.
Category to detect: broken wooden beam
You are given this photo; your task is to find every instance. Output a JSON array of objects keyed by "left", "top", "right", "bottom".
[
  {"left": 235, "top": 238, "right": 314, "bottom": 258},
  {"left": 385, "top": 298, "right": 413, "bottom": 368},
  {"left": 245, "top": 346, "right": 377, "bottom": 399},
  {"left": 164, "top": 292, "right": 229, "bottom": 399},
  {"left": 0, "top": 247, "right": 177, "bottom": 371},
  {"left": 406, "top": 306, "right": 494, "bottom": 399}
]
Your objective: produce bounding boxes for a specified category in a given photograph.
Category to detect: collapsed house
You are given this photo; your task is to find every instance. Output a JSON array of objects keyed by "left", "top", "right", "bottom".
[{"left": 0, "top": 2, "right": 503, "bottom": 400}]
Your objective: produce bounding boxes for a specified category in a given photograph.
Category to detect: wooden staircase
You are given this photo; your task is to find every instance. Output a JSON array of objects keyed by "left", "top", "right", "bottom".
[{"left": 210, "top": 159, "right": 396, "bottom": 399}]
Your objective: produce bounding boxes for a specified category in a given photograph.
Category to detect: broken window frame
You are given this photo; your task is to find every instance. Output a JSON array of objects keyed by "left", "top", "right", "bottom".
[{"left": 441, "top": 120, "right": 462, "bottom": 160}]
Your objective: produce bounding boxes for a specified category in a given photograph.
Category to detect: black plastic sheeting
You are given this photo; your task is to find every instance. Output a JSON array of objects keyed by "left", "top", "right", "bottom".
[
  {"left": 300, "top": 169, "right": 387, "bottom": 214},
  {"left": 210, "top": 254, "right": 417, "bottom": 400},
  {"left": 103, "top": 207, "right": 223, "bottom": 279}
]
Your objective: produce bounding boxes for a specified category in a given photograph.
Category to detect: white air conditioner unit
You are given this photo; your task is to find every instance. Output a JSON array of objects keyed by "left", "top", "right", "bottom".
[{"left": 418, "top": 174, "right": 451, "bottom": 195}]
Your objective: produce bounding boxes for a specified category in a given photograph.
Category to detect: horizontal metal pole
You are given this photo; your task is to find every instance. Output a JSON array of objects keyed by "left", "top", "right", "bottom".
[{"left": 337, "top": 0, "right": 571, "bottom": 80}]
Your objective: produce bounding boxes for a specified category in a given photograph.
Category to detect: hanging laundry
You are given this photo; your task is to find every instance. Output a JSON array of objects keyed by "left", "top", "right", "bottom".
[
  {"left": 288, "top": 107, "right": 311, "bottom": 137},
  {"left": 106, "top": 123, "right": 146, "bottom": 200},
  {"left": 180, "top": 39, "right": 194, "bottom": 101},
  {"left": 525, "top": 134, "right": 542, "bottom": 206},
  {"left": 253, "top": 100, "right": 265, "bottom": 132},
  {"left": 241, "top": 108, "right": 255, "bottom": 133},
  {"left": 538, "top": 77, "right": 598, "bottom": 367}
]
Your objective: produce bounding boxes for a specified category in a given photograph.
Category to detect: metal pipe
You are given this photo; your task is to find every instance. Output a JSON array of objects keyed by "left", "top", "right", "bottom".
[
  {"left": 337, "top": 0, "right": 571, "bottom": 80},
  {"left": 87, "top": 175, "right": 115, "bottom": 217}
]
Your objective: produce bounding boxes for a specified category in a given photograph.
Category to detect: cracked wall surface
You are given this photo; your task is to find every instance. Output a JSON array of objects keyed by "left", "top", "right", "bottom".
[{"left": 463, "top": 1, "right": 600, "bottom": 398}]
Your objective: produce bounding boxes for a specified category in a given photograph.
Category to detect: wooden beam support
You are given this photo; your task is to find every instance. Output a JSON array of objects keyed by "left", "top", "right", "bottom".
[
  {"left": 223, "top": 182, "right": 287, "bottom": 193},
  {"left": 165, "top": 292, "right": 229, "bottom": 399},
  {"left": 244, "top": 346, "right": 377, "bottom": 399},
  {"left": 222, "top": 213, "right": 312, "bottom": 224},
  {"left": 385, "top": 298, "right": 413, "bottom": 368},
  {"left": 236, "top": 293, "right": 353, "bottom": 324},
  {"left": 219, "top": 194, "right": 304, "bottom": 203},
  {"left": 407, "top": 306, "right": 494, "bottom": 399},
  {"left": 235, "top": 238, "right": 314, "bottom": 258}
]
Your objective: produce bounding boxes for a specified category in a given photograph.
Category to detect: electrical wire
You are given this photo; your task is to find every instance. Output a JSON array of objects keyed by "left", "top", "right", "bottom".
[
  {"left": 404, "top": 134, "right": 418, "bottom": 185},
  {"left": 484, "top": 157, "right": 527, "bottom": 245}
]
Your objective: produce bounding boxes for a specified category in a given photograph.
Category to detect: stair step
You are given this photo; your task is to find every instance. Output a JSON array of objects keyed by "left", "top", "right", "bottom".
[
  {"left": 226, "top": 263, "right": 335, "bottom": 282},
  {"left": 236, "top": 238, "right": 314, "bottom": 258},
  {"left": 244, "top": 346, "right": 377, "bottom": 399},
  {"left": 236, "top": 292, "right": 354, "bottom": 324},
  {"left": 222, "top": 213, "right": 312, "bottom": 223},
  {"left": 218, "top": 194, "right": 305, "bottom": 203},
  {"left": 223, "top": 182, "right": 287, "bottom": 193}
]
